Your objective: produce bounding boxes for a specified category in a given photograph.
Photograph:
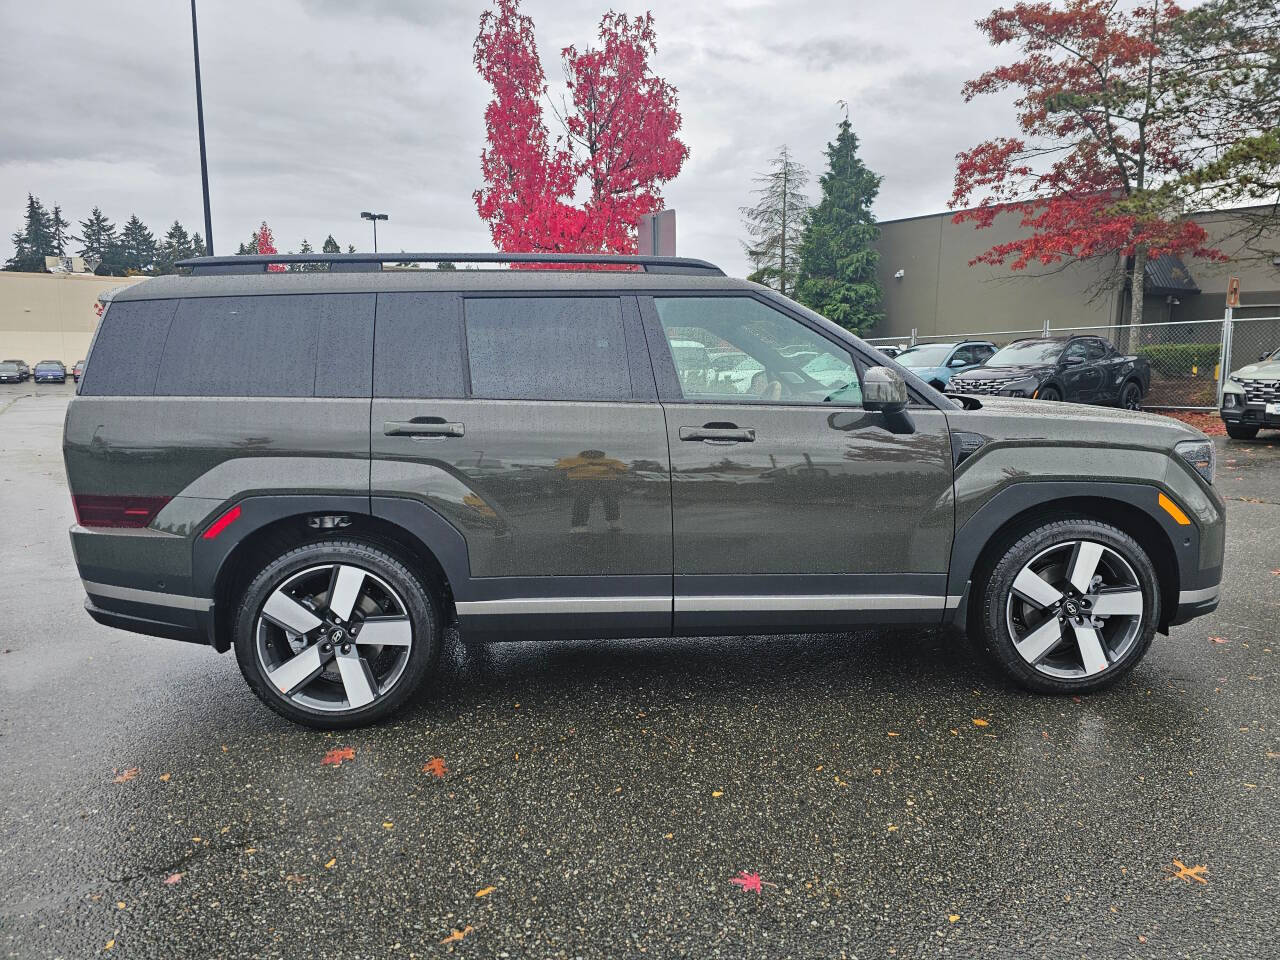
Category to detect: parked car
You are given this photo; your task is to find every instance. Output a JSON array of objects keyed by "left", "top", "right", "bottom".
[
  {"left": 3, "top": 359, "right": 30, "bottom": 381},
  {"left": 33, "top": 360, "right": 67, "bottom": 383},
  {"left": 72, "top": 359, "right": 85, "bottom": 382},
  {"left": 948, "top": 336, "right": 1150, "bottom": 408},
  {"left": 64, "top": 251, "right": 1223, "bottom": 729},
  {"left": 1220, "top": 345, "right": 1280, "bottom": 439},
  {"left": 893, "top": 340, "right": 997, "bottom": 390},
  {"left": 877, "top": 345, "right": 908, "bottom": 359},
  {"left": 0, "top": 361, "right": 23, "bottom": 384}
]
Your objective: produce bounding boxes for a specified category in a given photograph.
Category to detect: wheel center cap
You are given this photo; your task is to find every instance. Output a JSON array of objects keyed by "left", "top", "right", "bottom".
[
  {"left": 1062, "top": 599, "right": 1080, "bottom": 618},
  {"left": 329, "top": 627, "right": 346, "bottom": 644}
]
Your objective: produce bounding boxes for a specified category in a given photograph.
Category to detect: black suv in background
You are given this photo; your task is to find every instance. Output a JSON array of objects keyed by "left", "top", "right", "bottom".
[
  {"left": 949, "top": 335, "right": 1150, "bottom": 408},
  {"left": 65, "top": 253, "right": 1224, "bottom": 728}
]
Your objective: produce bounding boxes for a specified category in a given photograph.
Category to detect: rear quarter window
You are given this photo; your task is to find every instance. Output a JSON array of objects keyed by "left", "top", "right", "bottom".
[
  {"left": 152, "top": 294, "right": 373, "bottom": 398},
  {"left": 79, "top": 299, "right": 179, "bottom": 396},
  {"left": 373, "top": 292, "right": 466, "bottom": 398}
]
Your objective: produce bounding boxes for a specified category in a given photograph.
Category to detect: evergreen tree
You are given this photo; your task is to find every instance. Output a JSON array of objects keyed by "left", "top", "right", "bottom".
[
  {"left": 236, "top": 231, "right": 259, "bottom": 256},
  {"left": 321, "top": 234, "right": 341, "bottom": 254},
  {"left": 156, "top": 220, "right": 196, "bottom": 274},
  {"left": 794, "top": 118, "right": 883, "bottom": 334},
  {"left": 118, "top": 214, "right": 157, "bottom": 274},
  {"left": 76, "top": 207, "right": 118, "bottom": 267},
  {"left": 293, "top": 238, "right": 324, "bottom": 272},
  {"left": 5, "top": 194, "right": 55, "bottom": 272},
  {"left": 191, "top": 232, "right": 207, "bottom": 257},
  {"left": 50, "top": 204, "right": 70, "bottom": 257},
  {"left": 739, "top": 146, "right": 809, "bottom": 296}
]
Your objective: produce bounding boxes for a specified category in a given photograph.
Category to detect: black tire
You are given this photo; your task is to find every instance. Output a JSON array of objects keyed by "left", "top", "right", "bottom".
[
  {"left": 1119, "top": 380, "right": 1143, "bottom": 410},
  {"left": 233, "top": 539, "right": 440, "bottom": 729},
  {"left": 975, "top": 518, "right": 1160, "bottom": 694},
  {"left": 1225, "top": 422, "right": 1259, "bottom": 441},
  {"left": 1037, "top": 385, "right": 1062, "bottom": 402}
]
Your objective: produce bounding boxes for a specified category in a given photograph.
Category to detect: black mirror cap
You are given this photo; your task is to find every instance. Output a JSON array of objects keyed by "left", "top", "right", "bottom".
[{"left": 863, "top": 365, "right": 909, "bottom": 413}]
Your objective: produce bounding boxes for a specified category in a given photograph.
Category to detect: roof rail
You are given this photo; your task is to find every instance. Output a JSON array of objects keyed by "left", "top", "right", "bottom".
[{"left": 175, "top": 252, "right": 724, "bottom": 277}]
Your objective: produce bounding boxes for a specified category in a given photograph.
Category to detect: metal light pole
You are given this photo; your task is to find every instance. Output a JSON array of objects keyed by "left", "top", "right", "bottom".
[
  {"left": 360, "top": 212, "right": 388, "bottom": 252},
  {"left": 191, "top": 0, "right": 214, "bottom": 255}
]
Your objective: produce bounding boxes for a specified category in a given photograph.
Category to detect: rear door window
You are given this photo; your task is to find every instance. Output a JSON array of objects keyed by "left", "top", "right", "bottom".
[
  {"left": 152, "top": 294, "right": 374, "bottom": 397},
  {"left": 374, "top": 293, "right": 466, "bottom": 398},
  {"left": 463, "top": 297, "right": 633, "bottom": 401}
]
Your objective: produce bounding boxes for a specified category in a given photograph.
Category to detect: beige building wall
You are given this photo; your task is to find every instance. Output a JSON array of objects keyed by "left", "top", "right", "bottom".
[
  {"left": 0, "top": 272, "right": 141, "bottom": 365},
  {"left": 874, "top": 205, "right": 1280, "bottom": 340}
]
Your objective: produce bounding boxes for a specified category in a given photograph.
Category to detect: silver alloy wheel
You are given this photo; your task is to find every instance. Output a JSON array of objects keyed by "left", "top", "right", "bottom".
[
  {"left": 255, "top": 563, "right": 413, "bottom": 713},
  {"left": 1005, "top": 540, "right": 1144, "bottom": 680}
]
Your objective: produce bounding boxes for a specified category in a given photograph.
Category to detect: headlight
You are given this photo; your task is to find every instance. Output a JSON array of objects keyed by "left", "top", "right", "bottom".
[
  {"left": 1223, "top": 393, "right": 1238, "bottom": 409},
  {"left": 1228, "top": 374, "right": 1243, "bottom": 384},
  {"left": 1175, "top": 438, "right": 1215, "bottom": 485}
]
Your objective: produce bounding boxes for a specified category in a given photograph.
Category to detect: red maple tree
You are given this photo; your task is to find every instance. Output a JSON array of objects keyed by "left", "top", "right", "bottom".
[
  {"left": 473, "top": 0, "right": 688, "bottom": 256},
  {"left": 253, "top": 221, "right": 286, "bottom": 272},
  {"left": 951, "top": 1, "right": 1224, "bottom": 324}
]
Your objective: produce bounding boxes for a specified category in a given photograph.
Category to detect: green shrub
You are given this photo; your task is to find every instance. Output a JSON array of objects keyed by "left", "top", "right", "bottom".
[{"left": 1136, "top": 342, "right": 1221, "bottom": 377}]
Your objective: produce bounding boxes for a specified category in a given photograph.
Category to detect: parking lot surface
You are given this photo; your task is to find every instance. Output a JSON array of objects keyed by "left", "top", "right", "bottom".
[{"left": 2, "top": 383, "right": 1277, "bottom": 959}]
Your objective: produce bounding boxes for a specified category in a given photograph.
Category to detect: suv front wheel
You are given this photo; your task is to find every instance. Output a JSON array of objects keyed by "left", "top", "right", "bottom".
[
  {"left": 976, "top": 519, "right": 1159, "bottom": 694},
  {"left": 233, "top": 540, "right": 440, "bottom": 728}
]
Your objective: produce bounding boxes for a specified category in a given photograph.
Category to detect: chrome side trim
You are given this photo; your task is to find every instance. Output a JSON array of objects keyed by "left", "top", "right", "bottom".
[
  {"left": 82, "top": 579, "right": 213, "bottom": 612},
  {"left": 1178, "top": 584, "right": 1220, "bottom": 604},
  {"left": 457, "top": 593, "right": 959, "bottom": 617},
  {"left": 676, "top": 594, "right": 950, "bottom": 613},
  {"left": 456, "top": 596, "right": 671, "bottom": 616}
]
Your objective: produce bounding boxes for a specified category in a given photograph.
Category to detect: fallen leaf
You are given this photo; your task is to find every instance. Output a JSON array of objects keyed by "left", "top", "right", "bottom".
[
  {"left": 322, "top": 746, "right": 356, "bottom": 767},
  {"left": 972, "top": 718, "right": 989, "bottom": 727},
  {"left": 112, "top": 767, "right": 139, "bottom": 784},
  {"left": 1166, "top": 860, "right": 1208, "bottom": 884},
  {"left": 422, "top": 756, "right": 448, "bottom": 778},
  {"left": 285, "top": 874, "right": 307, "bottom": 883},
  {"left": 475, "top": 886, "right": 495, "bottom": 898},
  {"left": 159, "top": 773, "right": 171, "bottom": 782},
  {"left": 105, "top": 939, "right": 115, "bottom": 951},
  {"left": 887, "top": 824, "right": 899, "bottom": 832},
  {"left": 440, "top": 925, "right": 475, "bottom": 944},
  {"left": 1209, "top": 636, "right": 1229, "bottom": 645},
  {"left": 729, "top": 871, "right": 776, "bottom": 895},
  {"left": 116, "top": 901, "right": 126, "bottom": 910},
  {"left": 948, "top": 914, "right": 960, "bottom": 923},
  {"left": 382, "top": 821, "right": 394, "bottom": 830},
  {"left": 163, "top": 873, "right": 183, "bottom": 885},
  {"left": 711, "top": 790, "right": 723, "bottom": 797},
  {"left": 324, "top": 858, "right": 337, "bottom": 869},
  {"left": 887, "top": 731, "right": 900, "bottom": 737}
]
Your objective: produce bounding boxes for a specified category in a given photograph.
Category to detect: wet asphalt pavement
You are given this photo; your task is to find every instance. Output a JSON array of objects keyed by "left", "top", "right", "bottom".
[{"left": 1, "top": 384, "right": 1277, "bottom": 959}]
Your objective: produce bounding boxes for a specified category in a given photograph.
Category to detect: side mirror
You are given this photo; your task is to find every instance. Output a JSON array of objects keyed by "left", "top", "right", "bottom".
[
  {"left": 948, "top": 357, "right": 968, "bottom": 368},
  {"left": 1261, "top": 352, "right": 1272, "bottom": 361},
  {"left": 863, "top": 365, "right": 909, "bottom": 413}
]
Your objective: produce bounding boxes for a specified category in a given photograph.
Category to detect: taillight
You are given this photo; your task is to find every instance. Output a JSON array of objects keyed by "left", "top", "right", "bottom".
[{"left": 72, "top": 494, "right": 171, "bottom": 529}]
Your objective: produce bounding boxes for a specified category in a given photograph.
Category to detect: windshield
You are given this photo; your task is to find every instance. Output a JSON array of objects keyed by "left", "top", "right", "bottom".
[
  {"left": 986, "top": 340, "right": 1064, "bottom": 367},
  {"left": 895, "top": 344, "right": 954, "bottom": 368},
  {"left": 0, "top": 363, "right": 18, "bottom": 373}
]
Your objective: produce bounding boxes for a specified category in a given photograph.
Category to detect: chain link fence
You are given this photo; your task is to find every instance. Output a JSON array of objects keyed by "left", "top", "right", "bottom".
[{"left": 864, "top": 313, "right": 1280, "bottom": 411}]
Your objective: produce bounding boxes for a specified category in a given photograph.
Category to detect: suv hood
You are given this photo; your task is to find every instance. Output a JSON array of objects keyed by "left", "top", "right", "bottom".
[
  {"left": 956, "top": 364, "right": 1054, "bottom": 381},
  {"left": 950, "top": 395, "right": 1204, "bottom": 448},
  {"left": 1232, "top": 359, "right": 1280, "bottom": 379}
]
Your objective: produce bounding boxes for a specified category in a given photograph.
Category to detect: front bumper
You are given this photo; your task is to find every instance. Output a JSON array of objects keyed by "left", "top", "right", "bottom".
[
  {"left": 1220, "top": 401, "right": 1280, "bottom": 429},
  {"left": 1170, "top": 583, "right": 1220, "bottom": 626}
]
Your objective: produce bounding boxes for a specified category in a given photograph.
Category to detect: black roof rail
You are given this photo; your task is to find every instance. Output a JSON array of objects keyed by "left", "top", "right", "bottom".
[{"left": 174, "top": 251, "right": 724, "bottom": 277}]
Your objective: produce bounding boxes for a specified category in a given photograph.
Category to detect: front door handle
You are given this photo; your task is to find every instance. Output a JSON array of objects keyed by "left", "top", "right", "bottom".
[
  {"left": 384, "top": 420, "right": 465, "bottom": 438},
  {"left": 679, "top": 424, "right": 755, "bottom": 444}
]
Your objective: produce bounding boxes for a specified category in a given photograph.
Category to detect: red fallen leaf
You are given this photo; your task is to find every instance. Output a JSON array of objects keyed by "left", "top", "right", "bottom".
[
  {"left": 1209, "top": 636, "right": 1229, "bottom": 645},
  {"left": 113, "top": 767, "right": 139, "bottom": 784},
  {"left": 422, "top": 756, "right": 448, "bottom": 778},
  {"left": 322, "top": 747, "right": 355, "bottom": 767},
  {"left": 730, "top": 871, "right": 777, "bottom": 895},
  {"left": 163, "top": 872, "right": 183, "bottom": 885}
]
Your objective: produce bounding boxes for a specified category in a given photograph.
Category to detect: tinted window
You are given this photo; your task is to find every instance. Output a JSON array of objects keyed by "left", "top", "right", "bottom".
[
  {"left": 80, "top": 298, "right": 179, "bottom": 396},
  {"left": 987, "top": 340, "right": 1066, "bottom": 367},
  {"left": 374, "top": 293, "right": 466, "bottom": 398},
  {"left": 654, "top": 296, "right": 861, "bottom": 405},
  {"left": 1062, "top": 340, "right": 1089, "bottom": 363},
  {"left": 1086, "top": 339, "right": 1108, "bottom": 360},
  {"left": 464, "top": 297, "right": 632, "bottom": 401},
  {"left": 153, "top": 294, "right": 373, "bottom": 398}
]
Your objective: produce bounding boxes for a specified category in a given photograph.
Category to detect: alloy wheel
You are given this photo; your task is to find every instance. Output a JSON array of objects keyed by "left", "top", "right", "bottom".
[
  {"left": 255, "top": 563, "right": 414, "bottom": 713},
  {"left": 1005, "top": 540, "right": 1144, "bottom": 680},
  {"left": 1122, "top": 383, "right": 1142, "bottom": 409}
]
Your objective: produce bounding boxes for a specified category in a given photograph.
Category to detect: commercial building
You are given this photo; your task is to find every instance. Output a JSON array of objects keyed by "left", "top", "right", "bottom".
[
  {"left": 873, "top": 205, "right": 1280, "bottom": 342},
  {"left": 0, "top": 271, "right": 140, "bottom": 366}
]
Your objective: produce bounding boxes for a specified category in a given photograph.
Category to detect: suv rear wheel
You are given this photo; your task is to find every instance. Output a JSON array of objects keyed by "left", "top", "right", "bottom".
[
  {"left": 976, "top": 519, "right": 1159, "bottom": 694},
  {"left": 233, "top": 540, "right": 440, "bottom": 728}
]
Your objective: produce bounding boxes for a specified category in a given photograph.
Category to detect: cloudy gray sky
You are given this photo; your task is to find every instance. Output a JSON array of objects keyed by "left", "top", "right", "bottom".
[{"left": 0, "top": 0, "right": 1017, "bottom": 276}]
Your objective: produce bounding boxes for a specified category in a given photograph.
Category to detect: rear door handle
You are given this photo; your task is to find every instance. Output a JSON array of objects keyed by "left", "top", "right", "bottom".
[
  {"left": 383, "top": 420, "right": 465, "bottom": 438},
  {"left": 679, "top": 425, "right": 755, "bottom": 444}
]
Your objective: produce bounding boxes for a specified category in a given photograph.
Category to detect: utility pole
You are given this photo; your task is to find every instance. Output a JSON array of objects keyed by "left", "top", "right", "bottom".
[
  {"left": 360, "top": 212, "right": 388, "bottom": 253},
  {"left": 191, "top": 0, "right": 214, "bottom": 254}
]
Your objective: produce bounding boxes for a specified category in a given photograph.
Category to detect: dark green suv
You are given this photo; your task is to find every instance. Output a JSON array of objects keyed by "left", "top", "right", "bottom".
[{"left": 64, "top": 253, "right": 1225, "bottom": 728}]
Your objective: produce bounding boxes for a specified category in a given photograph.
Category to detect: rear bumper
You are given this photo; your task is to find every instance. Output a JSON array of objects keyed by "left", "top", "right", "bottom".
[{"left": 85, "top": 597, "right": 208, "bottom": 645}]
